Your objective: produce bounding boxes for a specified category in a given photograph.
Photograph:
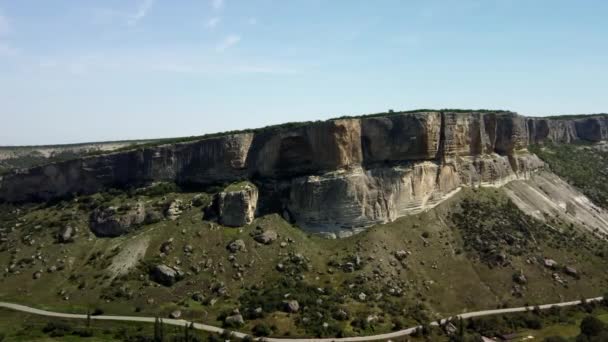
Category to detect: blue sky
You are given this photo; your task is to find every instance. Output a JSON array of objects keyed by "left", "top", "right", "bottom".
[{"left": 0, "top": 0, "right": 607, "bottom": 145}]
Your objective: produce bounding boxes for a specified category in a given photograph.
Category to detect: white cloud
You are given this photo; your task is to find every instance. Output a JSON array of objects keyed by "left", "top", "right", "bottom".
[
  {"left": 211, "top": 0, "right": 224, "bottom": 10},
  {"left": 205, "top": 17, "right": 221, "bottom": 29},
  {"left": 128, "top": 0, "right": 154, "bottom": 26},
  {"left": 216, "top": 34, "right": 241, "bottom": 52}
]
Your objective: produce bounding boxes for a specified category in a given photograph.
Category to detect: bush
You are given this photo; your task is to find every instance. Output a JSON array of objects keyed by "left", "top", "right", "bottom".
[
  {"left": 580, "top": 315, "right": 605, "bottom": 337},
  {"left": 42, "top": 321, "right": 73, "bottom": 337},
  {"left": 252, "top": 323, "right": 272, "bottom": 337}
]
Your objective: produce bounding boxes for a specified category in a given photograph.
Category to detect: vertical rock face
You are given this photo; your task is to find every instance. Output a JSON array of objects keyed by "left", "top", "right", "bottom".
[
  {"left": 526, "top": 116, "right": 608, "bottom": 144},
  {"left": 246, "top": 119, "right": 362, "bottom": 178},
  {"left": 177, "top": 133, "right": 254, "bottom": 184},
  {"left": 2, "top": 110, "right": 607, "bottom": 235},
  {"left": 287, "top": 162, "right": 458, "bottom": 236},
  {"left": 360, "top": 112, "right": 441, "bottom": 163},
  {"left": 211, "top": 183, "right": 259, "bottom": 227}
]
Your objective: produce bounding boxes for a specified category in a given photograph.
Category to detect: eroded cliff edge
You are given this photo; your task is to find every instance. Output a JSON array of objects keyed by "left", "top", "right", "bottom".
[{"left": 2, "top": 111, "right": 607, "bottom": 235}]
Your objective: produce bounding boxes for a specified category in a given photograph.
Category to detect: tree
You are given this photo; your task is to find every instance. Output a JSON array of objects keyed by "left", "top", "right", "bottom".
[
  {"left": 159, "top": 318, "right": 165, "bottom": 342},
  {"left": 184, "top": 322, "right": 189, "bottom": 342},
  {"left": 154, "top": 317, "right": 161, "bottom": 342},
  {"left": 580, "top": 316, "right": 605, "bottom": 337}
]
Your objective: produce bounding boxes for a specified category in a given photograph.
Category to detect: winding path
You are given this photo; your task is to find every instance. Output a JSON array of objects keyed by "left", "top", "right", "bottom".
[{"left": 0, "top": 297, "right": 604, "bottom": 341}]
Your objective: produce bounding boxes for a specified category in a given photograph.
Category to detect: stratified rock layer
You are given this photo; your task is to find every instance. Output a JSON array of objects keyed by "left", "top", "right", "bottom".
[{"left": 2, "top": 111, "right": 606, "bottom": 235}]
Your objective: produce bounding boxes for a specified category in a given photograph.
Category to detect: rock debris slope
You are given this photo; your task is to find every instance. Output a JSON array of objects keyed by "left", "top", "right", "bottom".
[{"left": 2, "top": 111, "right": 607, "bottom": 235}]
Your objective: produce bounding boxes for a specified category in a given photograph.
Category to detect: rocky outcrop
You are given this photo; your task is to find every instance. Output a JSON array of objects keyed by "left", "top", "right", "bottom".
[
  {"left": 2, "top": 110, "right": 607, "bottom": 236},
  {"left": 89, "top": 202, "right": 146, "bottom": 237},
  {"left": 150, "top": 264, "right": 184, "bottom": 286},
  {"left": 208, "top": 183, "right": 259, "bottom": 227},
  {"left": 287, "top": 153, "right": 543, "bottom": 236}
]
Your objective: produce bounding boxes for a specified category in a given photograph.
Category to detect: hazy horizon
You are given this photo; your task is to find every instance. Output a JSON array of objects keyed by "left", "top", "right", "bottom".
[{"left": 1, "top": 0, "right": 607, "bottom": 145}]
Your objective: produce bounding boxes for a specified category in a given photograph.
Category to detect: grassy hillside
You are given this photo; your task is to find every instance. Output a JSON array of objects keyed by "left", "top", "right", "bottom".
[
  {"left": 1, "top": 182, "right": 608, "bottom": 339},
  {"left": 530, "top": 143, "right": 608, "bottom": 208}
]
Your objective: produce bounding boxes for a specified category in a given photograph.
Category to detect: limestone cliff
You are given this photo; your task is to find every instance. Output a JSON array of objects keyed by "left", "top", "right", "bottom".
[{"left": 1, "top": 111, "right": 606, "bottom": 235}]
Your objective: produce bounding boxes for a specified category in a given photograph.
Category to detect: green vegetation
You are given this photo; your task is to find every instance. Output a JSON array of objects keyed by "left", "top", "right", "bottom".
[
  {"left": 0, "top": 150, "right": 80, "bottom": 175},
  {"left": 452, "top": 192, "right": 551, "bottom": 266},
  {"left": 224, "top": 181, "right": 254, "bottom": 192},
  {"left": 530, "top": 143, "right": 608, "bottom": 208},
  {"left": 537, "top": 113, "right": 608, "bottom": 120},
  {"left": 2, "top": 184, "right": 608, "bottom": 339},
  {"left": 0, "top": 309, "right": 218, "bottom": 341}
]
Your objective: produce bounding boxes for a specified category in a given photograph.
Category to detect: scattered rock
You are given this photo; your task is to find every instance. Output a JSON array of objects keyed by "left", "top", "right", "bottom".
[
  {"left": 254, "top": 230, "right": 278, "bottom": 245},
  {"left": 343, "top": 262, "right": 355, "bottom": 273},
  {"left": 283, "top": 300, "right": 300, "bottom": 313},
  {"left": 150, "top": 264, "right": 184, "bottom": 286},
  {"left": 553, "top": 272, "right": 566, "bottom": 285},
  {"left": 358, "top": 292, "right": 367, "bottom": 301},
  {"left": 565, "top": 266, "right": 578, "bottom": 277},
  {"left": 394, "top": 250, "right": 409, "bottom": 260},
  {"left": 169, "top": 310, "right": 181, "bottom": 319},
  {"left": 227, "top": 239, "right": 246, "bottom": 253},
  {"left": 57, "top": 226, "right": 74, "bottom": 243},
  {"left": 160, "top": 239, "right": 173, "bottom": 254},
  {"left": 544, "top": 258, "right": 558, "bottom": 269},
  {"left": 224, "top": 314, "right": 244, "bottom": 326}
]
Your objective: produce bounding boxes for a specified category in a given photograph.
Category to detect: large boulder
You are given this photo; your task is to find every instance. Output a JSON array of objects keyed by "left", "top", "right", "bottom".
[
  {"left": 254, "top": 230, "right": 278, "bottom": 245},
  {"left": 283, "top": 300, "right": 300, "bottom": 313},
  {"left": 207, "top": 183, "right": 258, "bottom": 227},
  {"left": 150, "top": 264, "right": 184, "bottom": 286},
  {"left": 165, "top": 199, "right": 184, "bottom": 221},
  {"left": 90, "top": 202, "right": 146, "bottom": 237},
  {"left": 224, "top": 314, "right": 245, "bottom": 327},
  {"left": 227, "top": 239, "right": 247, "bottom": 253},
  {"left": 57, "top": 226, "right": 74, "bottom": 243}
]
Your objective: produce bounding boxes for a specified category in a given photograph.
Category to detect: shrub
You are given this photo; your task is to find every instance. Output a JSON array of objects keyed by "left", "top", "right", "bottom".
[
  {"left": 42, "top": 321, "right": 73, "bottom": 337},
  {"left": 252, "top": 323, "right": 272, "bottom": 337},
  {"left": 580, "top": 315, "right": 605, "bottom": 337}
]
